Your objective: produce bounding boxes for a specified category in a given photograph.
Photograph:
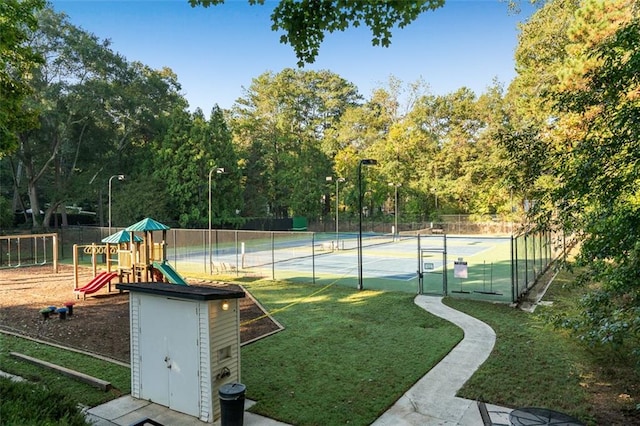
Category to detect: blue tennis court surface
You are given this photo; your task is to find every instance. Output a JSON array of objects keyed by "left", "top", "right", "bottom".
[{"left": 168, "top": 233, "right": 514, "bottom": 298}]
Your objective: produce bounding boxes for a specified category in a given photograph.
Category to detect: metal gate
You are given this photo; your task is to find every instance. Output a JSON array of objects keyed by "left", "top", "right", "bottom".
[{"left": 417, "top": 234, "right": 447, "bottom": 295}]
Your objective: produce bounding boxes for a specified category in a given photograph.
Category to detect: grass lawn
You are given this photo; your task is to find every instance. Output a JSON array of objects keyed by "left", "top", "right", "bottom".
[
  {"left": 2, "top": 267, "right": 637, "bottom": 425},
  {"left": 239, "top": 280, "right": 463, "bottom": 425},
  {"left": 448, "top": 268, "right": 639, "bottom": 425},
  {"left": 0, "top": 334, "right": 131, "bottom": 408}
]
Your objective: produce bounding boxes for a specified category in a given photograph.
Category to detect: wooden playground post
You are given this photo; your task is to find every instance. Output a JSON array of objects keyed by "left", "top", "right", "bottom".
[
  {"left": 73, "top": 244, "right": 79, "bottom": 289},
  {"left": 52, "top": 234, "right": 58, "bottom": 273}
]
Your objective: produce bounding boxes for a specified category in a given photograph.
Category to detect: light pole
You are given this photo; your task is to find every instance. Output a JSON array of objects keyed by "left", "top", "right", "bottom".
[
  {"left": 209, "top": 167, "right": 225, "bottom": 274},
  {"left": 326, "top": 176, "right": 346, "bottom": 249},
  {"left": 388, "top": 182, "right": 401, "bottom": 241},
  {"left": 108, "top": 174, "right": 125, "bottom": 235},
  {"left": 358, "top": 159, "right": 377, "bottom": 290}
]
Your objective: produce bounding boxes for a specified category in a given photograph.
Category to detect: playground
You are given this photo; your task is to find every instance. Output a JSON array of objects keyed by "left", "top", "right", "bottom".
[{"left": 0, "top": 264, "right": 280, "bottom": 363}]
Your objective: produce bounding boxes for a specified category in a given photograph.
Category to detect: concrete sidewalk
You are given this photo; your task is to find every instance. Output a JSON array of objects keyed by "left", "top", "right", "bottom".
[
  {"left": 84, "top": 295, "right": 511, "bottom": 425},
  {"left": 372, "top": 295, "right": 512, "bottom": 425}
]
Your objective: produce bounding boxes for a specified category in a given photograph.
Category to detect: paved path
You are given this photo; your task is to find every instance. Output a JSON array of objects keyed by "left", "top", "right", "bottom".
[
  {"left": 372, "top": 295, "right": 511, "bottom": 425},
  {"left": 6, "top": 293, "right": 510, "bottom": 425}
]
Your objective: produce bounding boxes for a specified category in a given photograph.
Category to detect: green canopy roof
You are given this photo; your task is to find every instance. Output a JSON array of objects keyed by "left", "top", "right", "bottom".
[
  {"left": 101, "top": 230, "right": 143, "bottom": 244},
  {"left": 125, "top": 217, "right": 170, "bottom": 232}
]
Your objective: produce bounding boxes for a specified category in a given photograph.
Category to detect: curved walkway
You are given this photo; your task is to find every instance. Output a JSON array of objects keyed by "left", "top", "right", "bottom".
[
  {"left": 83, "top": 294, "right": 511, "bottom": 425},
  {"left": 372, "top": 295, "right": 511, "bottom": 426}
]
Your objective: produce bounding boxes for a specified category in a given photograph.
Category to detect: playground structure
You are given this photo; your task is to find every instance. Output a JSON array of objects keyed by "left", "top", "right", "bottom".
[
  {"left": 73, "top": 217, "right": 187, "bottom": 298},
  {"left": 0, "top": 233, "right": 58, "bottom": 271}
]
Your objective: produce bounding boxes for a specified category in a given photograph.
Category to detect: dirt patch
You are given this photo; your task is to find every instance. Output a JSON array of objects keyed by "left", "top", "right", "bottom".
[{"left": 0, "top": 264, "right": 281, "bottom": 363}]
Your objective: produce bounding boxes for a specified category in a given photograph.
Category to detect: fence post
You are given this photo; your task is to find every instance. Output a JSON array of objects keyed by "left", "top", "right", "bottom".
[
  {"left": 235, "top": 231, "right": 239, "bottom": 274},
  {"left": 312, "top": 233, "right": 316, "bottom": 284},
  {"left": 443, "top": 233, "right": 448, "bottom": 295},
  {"left": 203, "top": 229, "right": 207, "bottom": 274},
  {"left": 53, "top": 234, "right": 58, "bottom": 273},
  {"left": 511, "top": 236, "right": 516, "bottom": 303},
  {"left": 417, "top": 234, "right": 422, "bottom": 294}
]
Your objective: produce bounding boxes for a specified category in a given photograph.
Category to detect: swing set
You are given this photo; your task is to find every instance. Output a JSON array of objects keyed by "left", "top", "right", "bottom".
[{"left": 0, "top": 233, "right": 58, "bottom": 272}]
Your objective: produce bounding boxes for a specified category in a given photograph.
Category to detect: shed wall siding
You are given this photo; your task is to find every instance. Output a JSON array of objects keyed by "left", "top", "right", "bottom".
[
  {"left": 197, "top": 303, "right": 212, "bottom": 422},
  {"left": 209, "top": 300, "right": 241, "bottom": 420},
  {"left": 130, "top": 294, "right": 141, "bottom": 398}
]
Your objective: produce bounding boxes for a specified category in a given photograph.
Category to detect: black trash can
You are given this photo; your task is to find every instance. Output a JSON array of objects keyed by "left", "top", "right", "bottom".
[{"left": 219, "top": 383, "right": 246, "bottom": 426}]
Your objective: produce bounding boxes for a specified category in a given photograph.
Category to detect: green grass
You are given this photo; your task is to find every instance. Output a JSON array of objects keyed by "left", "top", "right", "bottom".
[
  {"left": 446, "top": 268, "right": 640, "bottom": 425},
  {"left": 2, "top": 267, "right": 637, "bottom": 425},
  {"left": 239, "top": 280, "right": 463, "bottom": 425},
  {"left": 446, "top": 297, "right": 593, "bottom": 418},
  {"left": 0, "top": 334, "right": 130, "bottom": 407},
  {"left": 0, "top": 377, "right": 89, "bottom": 425}
]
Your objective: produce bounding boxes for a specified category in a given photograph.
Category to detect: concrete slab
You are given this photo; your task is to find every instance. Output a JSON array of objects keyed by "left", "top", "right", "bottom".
[
  {"left": 85, "top": 396, "right": 290, "bottom": 426},
  {"left": 372, "top": 295, "right": 512, "bottom": 426}
]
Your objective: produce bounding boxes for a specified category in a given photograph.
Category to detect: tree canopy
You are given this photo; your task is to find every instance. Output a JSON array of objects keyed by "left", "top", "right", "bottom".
[
  {"left": 0, "top": 0, "right": 45, "bottom": 155},
  {"left": 188, "top": 0, "right": 445, "bottom": 66},
  {"left": 2, "top": 0, "right": 639, "bottom": 364},
  {"left": 507, "top": 0, "right": 640, "bottom": 351}
]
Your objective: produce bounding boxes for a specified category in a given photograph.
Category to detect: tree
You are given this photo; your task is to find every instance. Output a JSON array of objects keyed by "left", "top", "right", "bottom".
[
  {"left": 151, "top": 106, "right": 242, "bottom": 228},
  {"left": 229, "top": 68, "right": 359, "bottom": 219},
  {"left": 188, "top": 0, "right": 445, "bottom": 66},
  {"left": 0, "top": 0, "right": 44, "bottom": 156},
  {"left": 546, "top": 0, "right": 640, "bottom": 350},
  {"left": 8, "top": 6, "right": 184, "bottom": 229},
  {"left": 502, "top": 0, "right": 580, "bottom": 226}
]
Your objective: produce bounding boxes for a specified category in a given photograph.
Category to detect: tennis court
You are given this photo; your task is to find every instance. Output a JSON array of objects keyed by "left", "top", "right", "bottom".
[
  {"left": 53, "top": 226, "right": 560, "bottom": 303},
  {"left": 177, "top": 232, "right": 516, "bottom": 302}
]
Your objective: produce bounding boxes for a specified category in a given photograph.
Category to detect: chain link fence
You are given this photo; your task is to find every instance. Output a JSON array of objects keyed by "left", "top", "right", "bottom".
[{"left": 27, "top": 225, "right": 567, "bottom": 303}]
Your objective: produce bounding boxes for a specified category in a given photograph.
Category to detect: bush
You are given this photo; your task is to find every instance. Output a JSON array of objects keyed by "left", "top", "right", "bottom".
[{"left": 0, "top": 377, "right": 88, "bottom": 425}]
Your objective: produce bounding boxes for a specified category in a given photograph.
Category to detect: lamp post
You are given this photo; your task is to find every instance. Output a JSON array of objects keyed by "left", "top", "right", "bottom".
[
  {"left": 388, "top": 182, "right": 401, "bottom": 241},
  {"left": 358, "top": 159, "right": 377, "bottom": 290},
  {"left": 326, "top": 176, "right": 346, "bottom": 249},
  {"left": 209, "top": 167, "right": 225, "bottom": 274},
  {"left": 108, "top": 174, "right": 125, "bottom": 235}
]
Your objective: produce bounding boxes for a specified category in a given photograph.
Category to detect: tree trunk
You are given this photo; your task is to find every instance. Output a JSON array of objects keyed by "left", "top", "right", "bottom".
[{"left": 27, "top": 179, "right": 42, "bottom": 229}]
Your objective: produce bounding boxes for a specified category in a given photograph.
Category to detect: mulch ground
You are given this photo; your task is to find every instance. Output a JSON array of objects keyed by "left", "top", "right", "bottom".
[{"left": 0, "top": 264, "right": 281, "bottom": 363}]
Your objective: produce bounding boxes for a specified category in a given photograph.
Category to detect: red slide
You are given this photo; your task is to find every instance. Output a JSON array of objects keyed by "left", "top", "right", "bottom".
[{"left": 74, "top": 272, "right": 118, "bottom": 298}]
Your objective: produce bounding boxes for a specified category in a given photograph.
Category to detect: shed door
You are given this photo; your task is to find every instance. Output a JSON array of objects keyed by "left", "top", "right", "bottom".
[{"left": 139, "top": 295, "right": 200, "bottom": 416}]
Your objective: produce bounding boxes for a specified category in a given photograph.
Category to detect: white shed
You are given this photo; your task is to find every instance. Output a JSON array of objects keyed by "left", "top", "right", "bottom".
[{"left": 116, "top": 282, "right": 245, "bottom": 422}]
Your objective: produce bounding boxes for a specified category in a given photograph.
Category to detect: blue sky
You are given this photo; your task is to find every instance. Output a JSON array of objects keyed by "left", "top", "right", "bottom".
[{"left": 50, "top": 0, "right": 538, "bottom": 113}]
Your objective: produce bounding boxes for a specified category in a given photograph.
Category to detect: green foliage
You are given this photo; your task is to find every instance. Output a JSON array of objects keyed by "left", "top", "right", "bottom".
[
  {"left": 0, "top": 377, "right": 88, "bottom": 425},
  {"left": 5, "top": 5, "right": 186, "bottom": 229},
  {"left": 550, "top": 2, "right": 640, "bottom": 349},
  {"left": 189, "top": 0, "right": 445, "bottom": 66},
  {"left": 506, "top": 0, "right": 640, "bottom": 351},
  {"left": 0, "top": 195, "right": 13, "bottom": 228},
  {"left": 0, "top": 0, "right": 45, "bottom": 157},
  {"left": 230, "top": 68, "right": 359, "bottom": 219}
]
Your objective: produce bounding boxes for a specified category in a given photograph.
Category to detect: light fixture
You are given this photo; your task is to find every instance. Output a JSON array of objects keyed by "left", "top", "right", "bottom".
[
  {"left": 358, "top": 159, "right": 378, "bottom": 290},
  {"left": 221, "top": 300, "right": 230, "bottom": 311},
  {"left": 209, "top": 167, "right": 226, "bottom": 274},
  {"left": 108, "top": 174, "right": 125, "bottom": 235}
]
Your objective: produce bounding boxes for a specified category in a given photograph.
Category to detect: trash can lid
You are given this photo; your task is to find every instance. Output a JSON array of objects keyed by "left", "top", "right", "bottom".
[{"left": 219, "top": 383, "right": 246, "bottom": 398}]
